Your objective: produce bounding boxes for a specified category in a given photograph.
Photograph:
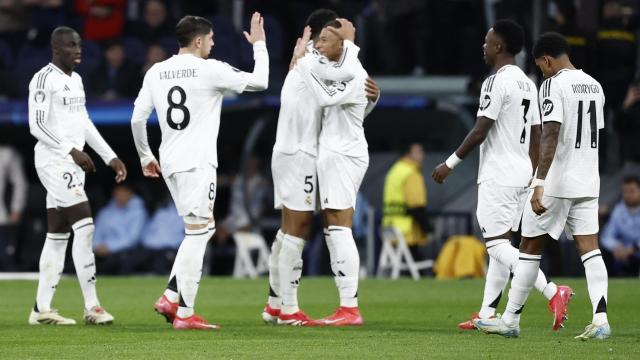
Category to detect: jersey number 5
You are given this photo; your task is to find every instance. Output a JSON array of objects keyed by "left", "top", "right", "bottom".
[
  {"left": 167, "top": 86, "right": 190, "bottom": 130},
  {"left": 575, "top": 100, "right": 597, "bottom": 149},
  {"left": 520, "top": 99, "right": 530, "bottom": 144}
]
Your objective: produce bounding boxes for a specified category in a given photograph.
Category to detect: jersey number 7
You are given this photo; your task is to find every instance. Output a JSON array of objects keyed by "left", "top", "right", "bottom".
[
  {"left": 520, "top": 99, "right": 530, "bottom": 144},
  {"left": 167, "top": 86, "right": 190, "bottom": 130}
]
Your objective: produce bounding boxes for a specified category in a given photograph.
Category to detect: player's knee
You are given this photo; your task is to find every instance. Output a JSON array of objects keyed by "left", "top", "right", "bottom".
[
  {"left": 519, "top": 236, "right": 545, "bottom": 255},
  {"left": 324, "top": 209, "right": 352, "bottom": 228},
  {"left": 183, "top": 214, "right": 209, "bottom": 230},
  {"left": 574, "top": 234, "right": 599, "bottom": 256}
]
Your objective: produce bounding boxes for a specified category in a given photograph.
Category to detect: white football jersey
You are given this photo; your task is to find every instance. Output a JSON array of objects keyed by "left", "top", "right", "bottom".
[
  {"left": 28, "top": 63, "right": 117, "bottom": 168},
  {"left": 272, "top": 40, "right": 361, "bottom": 157},
  {"left": 539, "top": 69, "right": 605, "bottom": 198},
  {"left": 296, "top": 55, "right": 369, "bottom": 158},
  {"left": 476, "top": 65, "right": 541, "bottom": 187},
  {"left": 132, "top": 42, "right": 268, "bottom": 175}
]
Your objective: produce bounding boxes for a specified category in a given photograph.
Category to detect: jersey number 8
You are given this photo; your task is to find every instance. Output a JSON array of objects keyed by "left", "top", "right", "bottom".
[{"left": 167, "top": 86, "right": 190, "bottom": 130}]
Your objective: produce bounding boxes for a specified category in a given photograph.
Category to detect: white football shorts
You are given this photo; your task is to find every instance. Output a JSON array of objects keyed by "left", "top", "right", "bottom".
[
  {"left": 317, "top": 147, "right": 368, "bottom": 210},
  {"left": 164, "top": 164, "right": 217, "bottom": 221},
  {"left": 36, "top": 161, "right": 88, "bottom": 209},
  {"left": 521, "top": 194, "right": 599, "bottom": 240},
  {"left": 476, "top": 181, "right": 528, "bottom": 238},
  {"left": 271, "top": 150, "right": 317, "bottom": 211}
]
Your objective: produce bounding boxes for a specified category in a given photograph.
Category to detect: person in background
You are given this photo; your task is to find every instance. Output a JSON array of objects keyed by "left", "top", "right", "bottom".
[
  {"left": 93, "top": 183, "right": 147, "bottom": 274},
  {"left": 216, "top": 156, "right": 268, "bottom": 244},
  {"left": 141, "top": 43, "right": 167, "bottom": 75},
  {"left": 618, "top": 81, "right": 640, "bottom": 164},
  {"left": 135, "top": 197, "right": 184, "bottom": 274},
  {"left": 601, "top": 176, "right": 640, "bottom": 276},
  {"left": 0, "top": 143, "right": 27, "bottom": 270},
  {"left": 382, "top": 142, "right": 429, "bottom": 260},
  {"left": 126, "top": 0, "right": 174, "bottom": 44},
  {"left": 88, "top": 40, "right": 141, "bottom": 99},
  {"left": 74, "top": 0, "right": 126, "bottom": 42}
]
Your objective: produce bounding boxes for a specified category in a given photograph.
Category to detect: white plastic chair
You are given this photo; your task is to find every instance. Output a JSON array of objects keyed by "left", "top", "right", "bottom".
[
  {"left": 232, "top": 231, "right": 270, "bottom": 279},
  {"left": 377, "top": 226, "right": 433, "bottom": 280}
]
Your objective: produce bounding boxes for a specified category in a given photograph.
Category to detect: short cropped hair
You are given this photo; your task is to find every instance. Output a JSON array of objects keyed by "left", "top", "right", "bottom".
[
  {"left": 533, "top": 32, "right": 569, "bottom": 59},
  {"left": 176, "top": 16, "right": 212, "bottom": 48},
  {"left": 623, "top": 175, "right": 640, "bottom": 188},
  {"left": 51, "top": 26, "right": 77, "bottom": 47},
  {"left": 305, "top": 9, "right": 338, "bottom": 40},
  {"left": 492, "top": 19, "right": 524, "bottom": 56}
]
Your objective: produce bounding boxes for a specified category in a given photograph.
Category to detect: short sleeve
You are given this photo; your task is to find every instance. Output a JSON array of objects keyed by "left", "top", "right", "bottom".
[
  {"left": 476, "top": 75, "right": 505, "bottom": 121},
  {"left": 530, "top": 91, "right": 541, "bottom": 126},
  {"left": 207, "top": 60, "right": 248, "bottom": 93},
  {"left": 539, "top": 78, "right": 563, "bottom": 123}
]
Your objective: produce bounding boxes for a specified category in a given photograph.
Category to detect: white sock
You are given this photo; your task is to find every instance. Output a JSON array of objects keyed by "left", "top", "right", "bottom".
[
  {"left": 581, "top": 249, "right": 609, "bottom": 325},
  {"left": 72, "top": 218, "right": 100, "bottom": 310},
  {"left": 35, "top": 233, "right": 70, "bottom": 313},
  {"left": 487, "top": 240, "right": 557, "bottom": 300},
  {"left": 502, "top": 253, "right": 541, "bottom": 327},
  {"left": 278, "top": 234, "right": 305, "bottom": 315},
  {"left": 164, "top": 223, "right": 214, "bottom": 303},
  {"left": 175, "top": 227, "right": 212, "bottom": 318},
  {"left": 479, "top": 253, "right": 510, "bottom": 319},
  {"left": 328, "top": 226, "right": 360, "bottom": 308},
  {"left": 267, "top": 230, "right": 284, "bottom": 309}
]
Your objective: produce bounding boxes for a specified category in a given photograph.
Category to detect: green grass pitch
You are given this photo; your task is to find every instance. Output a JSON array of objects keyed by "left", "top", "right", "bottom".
[{"left": 0, "top": 277, "right": 638, "bottom": 359}]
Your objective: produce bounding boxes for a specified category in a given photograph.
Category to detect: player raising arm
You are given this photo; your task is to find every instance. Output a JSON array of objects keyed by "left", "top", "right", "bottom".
[{"left": 131, "top": 13, "right": 268, "bottom": 330}]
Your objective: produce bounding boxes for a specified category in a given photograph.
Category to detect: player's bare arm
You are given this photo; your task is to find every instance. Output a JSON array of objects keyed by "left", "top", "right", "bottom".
[
  {"left": 530, "top": 121, "right": 561, "bottom": 215},
  {"left": 108, "top": 158, "right": 127, "bottom": 183},
  {"left": 243, "top": 11, "right": 266, "bottom": 44},
  {"left": 432, "top": 116, "right": 494, "bottom": 184},
  {"left": 69, "top": 148, "right": 96, "bottom": 173}
]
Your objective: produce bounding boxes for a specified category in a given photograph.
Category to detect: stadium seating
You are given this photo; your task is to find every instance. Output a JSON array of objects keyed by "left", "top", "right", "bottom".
[
  {"left": 15, "top": 43, "right": 51, "bottom": 96},
  {"left": 377, "top": 226, "right": 434, "bottom": 280},
  {"left": 232, "top": 231, "right": 270, "bottom": 279}
]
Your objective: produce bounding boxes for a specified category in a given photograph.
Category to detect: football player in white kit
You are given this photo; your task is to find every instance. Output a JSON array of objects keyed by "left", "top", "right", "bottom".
[
  {"left": 432, "top": 20, "right": 571, "bottom": 331},
  {"left": 475, "top": 32, "right": 610, "bottom": 340},
  {"left": 131, "top": 14, "right": 268, "bottom": 330},
  {"left": 27, "top": 27, "right": 127, "bottom": 325},
  {"left": 298, "top": 19, "right": 373, "bottom": 326},
  {"left": 261, "top": 10, "right": 379, "bottom": 326}
]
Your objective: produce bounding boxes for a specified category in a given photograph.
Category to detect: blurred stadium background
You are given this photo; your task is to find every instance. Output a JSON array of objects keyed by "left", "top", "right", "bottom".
[{"left": 1, "top": 0, "right": 639, "bottom": 281}]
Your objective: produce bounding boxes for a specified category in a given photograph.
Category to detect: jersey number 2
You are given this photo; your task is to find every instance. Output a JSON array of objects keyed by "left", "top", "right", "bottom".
[
  {"left": 575, "top": 100, "right": 597, "bottom": 149},
  {"left": 167, "top": 86, "right": 190, "bottom": 130},
  {"left": 520, "top": 99, "right": 530, "bottom": 144}
]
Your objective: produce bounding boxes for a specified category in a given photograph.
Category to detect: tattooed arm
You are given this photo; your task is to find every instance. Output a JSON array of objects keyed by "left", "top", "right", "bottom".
[{"left": 530, "top": 121, "right": 561, "bottom": 214}]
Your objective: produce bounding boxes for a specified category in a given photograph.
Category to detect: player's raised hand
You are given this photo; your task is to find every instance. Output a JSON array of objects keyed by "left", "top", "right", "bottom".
[
  {"left": 142, "top": 160, "right": 162, "bottom": 178},
  {"left": 432, "top": 163, "right": 452, "bottom": 184},
  {"left": 289, "top": 26, "right": 312, "bottom": 70},
  {"left": 365, "top": 77, "right": 380, "bottom": 102},
  {"left": 70, "top": 148, "right": 96, "bottom": 173},
  {"left": 243, "top": 11, "right": 266, "bottom": 44},
  {"left": 109, "top": 158, "right": 127, "bottom": 183},
  {"left": 530, "top": 186, "right": 547, "bottom": 215},
  {"left": 327, "top": 18, "right": 356, "bottom": 42}
]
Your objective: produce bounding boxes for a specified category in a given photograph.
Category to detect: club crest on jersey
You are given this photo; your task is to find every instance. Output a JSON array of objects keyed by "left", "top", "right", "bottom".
[
  {"left": 34, "top": 90, "right": 46, "bottom": 103},
  {"left": 542, "top": 99, "right": 554, "bottom": 116},
  {"left": 479, "top": 94, "right": 491, "bottom": 110}
]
